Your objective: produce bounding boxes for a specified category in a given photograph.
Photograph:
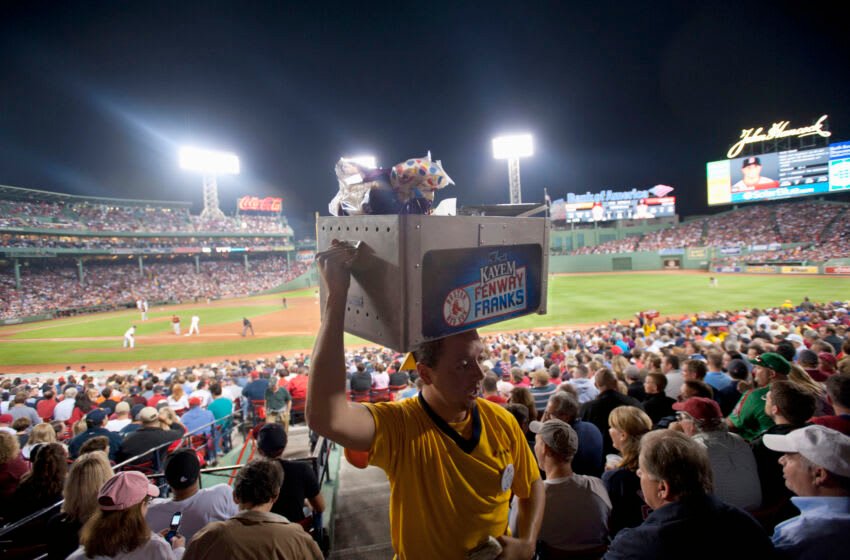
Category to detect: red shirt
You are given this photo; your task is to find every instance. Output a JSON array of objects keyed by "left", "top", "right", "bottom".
[
  {"left": 147, "top": 394, "right": 166, "bottom": 407},
  {"left": 36, "top": 398, "right": 58, "bottom": 421},
  {"left": 811, "top": 415, "right": 850, "bottom": 436},
  {"left": 288, "top": 375, "right": 308, "bottom": 400},
  {"left": 484, "top": 394, "right": 508, "bottom": 405}
]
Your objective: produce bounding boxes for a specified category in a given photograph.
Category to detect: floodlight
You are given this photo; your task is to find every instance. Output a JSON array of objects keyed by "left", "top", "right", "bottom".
[
  {"left": 344, "top": 155, "right": 377, "bottom": 169},
  {"left": 492, "top": 134, "right": 534, "bottom": 160},
  {"left": 492, "top": 134, "right": 534, "bottom": 204},
  {"left": 179, "top": 146, "right": 240, "bottom": 175}
]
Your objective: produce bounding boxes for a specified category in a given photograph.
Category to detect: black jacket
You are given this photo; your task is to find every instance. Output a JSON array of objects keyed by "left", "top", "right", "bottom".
[
  {"left": 580, "top": 390, "right": 642, "bottom": 455},
  {"left": 605, "top": 494, "right": 774, "bottom": 560}
]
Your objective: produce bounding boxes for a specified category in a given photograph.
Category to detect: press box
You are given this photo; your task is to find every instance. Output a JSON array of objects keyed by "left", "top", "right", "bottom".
[{"left": 317, "top": 215, "right": 549, "bottom": 351}]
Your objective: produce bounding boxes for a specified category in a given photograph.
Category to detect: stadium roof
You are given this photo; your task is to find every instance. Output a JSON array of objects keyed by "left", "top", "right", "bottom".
[{"left": 0, "top": 184, "right": 192, "bottom": 208}]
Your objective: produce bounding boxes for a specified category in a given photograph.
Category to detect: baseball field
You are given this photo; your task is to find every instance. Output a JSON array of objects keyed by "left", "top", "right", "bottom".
[{"left": 0, "top": 271, "right": 847, "bottom": 373}]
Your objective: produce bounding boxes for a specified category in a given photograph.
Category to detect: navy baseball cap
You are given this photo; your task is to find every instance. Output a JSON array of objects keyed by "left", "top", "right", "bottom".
[
  {"left": 742, "top": 156, "right": 761, "bottom": 168},
  {"left": 87, "top": 409, "right": 107, "bottom": 425}
]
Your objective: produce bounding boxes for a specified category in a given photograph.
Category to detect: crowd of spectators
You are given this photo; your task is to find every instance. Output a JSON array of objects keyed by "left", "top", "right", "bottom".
[
  {"left": 565, "top": 200, "right": 849, "bottom": 260},
  {"left": 0, "top": 257, "right": 309, "bottom": 320},
  {"left": 0, "top": 198, "right": 293, "bottom": 235},
  {"left": 0, "top": 354, "right": 325, "bottom": 558},
  {"left": 2, "top": 297, "right": 848, "bottom": 557},
  {"left": 571, "top": 237, "right": 639, "bottom": 255},
  {"left": 1, "top": 234, "right": 294, "bottom": 251}
]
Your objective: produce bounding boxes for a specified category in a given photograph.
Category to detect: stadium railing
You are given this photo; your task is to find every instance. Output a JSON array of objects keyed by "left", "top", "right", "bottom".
[{"left": 0, "top": 413, "right": 237, "bottom": 554}]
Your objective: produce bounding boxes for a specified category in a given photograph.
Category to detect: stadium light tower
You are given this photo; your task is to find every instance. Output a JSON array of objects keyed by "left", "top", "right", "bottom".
[
  {"left": 179, "top": 146, "right": 240, "bottom": 220},
  {"left": 492, "top": 134, "right": 534, "bottom": 204}
]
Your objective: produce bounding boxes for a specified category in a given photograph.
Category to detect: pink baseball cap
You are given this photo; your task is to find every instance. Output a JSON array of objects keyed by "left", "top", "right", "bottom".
[{"left": 97, "top": 471, "right": 159, "bottom": 511}]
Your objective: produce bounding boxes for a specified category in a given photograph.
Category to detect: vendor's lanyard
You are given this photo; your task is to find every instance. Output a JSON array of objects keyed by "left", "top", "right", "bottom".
[{"left": 418, "top": 393, "right": 481, "bottom": 453}]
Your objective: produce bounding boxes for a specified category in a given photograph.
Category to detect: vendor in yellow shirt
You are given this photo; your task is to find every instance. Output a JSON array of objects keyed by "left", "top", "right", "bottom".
[
  {"left": 704, "top": 323, "right": 728, "bottom": 345},
  {"left": 307, "top": 240, "right": 544, "bottom": 560}
]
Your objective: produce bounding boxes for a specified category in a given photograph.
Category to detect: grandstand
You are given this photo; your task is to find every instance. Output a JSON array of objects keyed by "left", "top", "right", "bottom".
[
  {"left": 551, "top": 199, "right": 850, "bottom": 269},
  {"left": 0, "top": 184, "right": 305, "bottom": 322}
]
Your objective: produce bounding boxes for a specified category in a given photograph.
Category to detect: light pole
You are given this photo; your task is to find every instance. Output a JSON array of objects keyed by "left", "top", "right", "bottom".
[
  {"left": 179, "top": 146, "right": 240, "bottom": 220},
  {"left": 492, "top": 134, "right": 534, "bottom": 204}
]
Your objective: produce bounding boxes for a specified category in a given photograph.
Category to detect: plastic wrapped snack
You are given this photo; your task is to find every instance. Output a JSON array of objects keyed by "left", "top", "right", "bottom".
[
  {"left": 329, "top": 153, "right": 453, "bottom": 216},
  {"left": 329, "top": 159, "right": 397, "bottom": 216}
]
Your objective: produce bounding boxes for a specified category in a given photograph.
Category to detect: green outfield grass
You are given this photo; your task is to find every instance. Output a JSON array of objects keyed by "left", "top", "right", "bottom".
[
  {"left": 1, "top": 273, "right": 847, "bottom": 368},
  {"left": 484, "top": 273, "right": 849, "bottom": 332},
  {"left": 8, "top": 304, "right": 285, "bottom": 340}
]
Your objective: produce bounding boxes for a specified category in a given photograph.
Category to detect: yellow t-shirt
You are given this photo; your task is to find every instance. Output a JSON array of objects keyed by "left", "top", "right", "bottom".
[
  {"left": 365, "top": 397, "right": 539, "bottom": 559},
  {"left": 705, "top": 332, "right": 728, "bottom": 344}
]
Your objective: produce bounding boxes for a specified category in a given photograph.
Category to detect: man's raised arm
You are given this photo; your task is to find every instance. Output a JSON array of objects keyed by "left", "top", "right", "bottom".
[{"left": 306, "top": 240, "right": 376, "bottom": 451}]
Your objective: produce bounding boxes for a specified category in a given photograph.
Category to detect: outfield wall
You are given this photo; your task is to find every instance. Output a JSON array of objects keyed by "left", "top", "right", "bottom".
[{"left": 549, "top": 250, "right": 709, "bottom": 273}]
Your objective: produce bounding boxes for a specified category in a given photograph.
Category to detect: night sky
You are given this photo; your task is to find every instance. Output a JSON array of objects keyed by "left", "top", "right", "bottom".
[{"left": 1, "top": 2, "right": 848, "bottom": 237}]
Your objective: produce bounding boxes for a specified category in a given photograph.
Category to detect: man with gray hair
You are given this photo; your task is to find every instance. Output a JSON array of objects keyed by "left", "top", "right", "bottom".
[
  {"left": 542, "top": 391, "right": 603, "bottom": 476},
  {"left": 531, "top": 419, "right": 611, "bottom": 555},
  {"left": 765, "top": 425, "right": 850, "bottom": 558},
  {"left": 53, "top": 386, "right": 78, "bottom": 423},
  {"left": 605, "top": 430, "right": 773, "bottom": 559}
]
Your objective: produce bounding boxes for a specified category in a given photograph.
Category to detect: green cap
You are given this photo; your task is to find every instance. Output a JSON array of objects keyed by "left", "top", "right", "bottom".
[{"left": 749, "top": 352, "right": 790, "bottom": 376}]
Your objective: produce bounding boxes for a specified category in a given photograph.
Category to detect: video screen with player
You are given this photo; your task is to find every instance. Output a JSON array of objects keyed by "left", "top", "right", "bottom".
[{"left": 707, "top": 143, "right": 850, "bottom": 206}]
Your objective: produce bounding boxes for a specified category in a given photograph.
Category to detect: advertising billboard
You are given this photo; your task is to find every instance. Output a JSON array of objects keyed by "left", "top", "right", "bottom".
[
  {"left": 237, "top": 196, "right": 282, "bottom": 212},
  {"left": 551, "top": 186, "right": 676, "bottom": 223}
]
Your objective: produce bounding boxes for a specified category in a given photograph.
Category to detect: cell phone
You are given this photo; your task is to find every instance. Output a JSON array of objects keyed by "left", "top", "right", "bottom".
[{"left": 165, "top": 511, "right": 181, "bottom": 543}]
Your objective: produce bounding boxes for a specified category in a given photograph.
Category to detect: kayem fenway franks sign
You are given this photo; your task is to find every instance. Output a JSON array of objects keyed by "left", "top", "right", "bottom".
[
  {"left": 237, "top": 196, "right": 282, "bottom": 212},
  {"left": 727, "top": 115, "right": 831, "bottom": 159},
  {"left": 422, "top": 245, "right": 542, "bottom": 338}
]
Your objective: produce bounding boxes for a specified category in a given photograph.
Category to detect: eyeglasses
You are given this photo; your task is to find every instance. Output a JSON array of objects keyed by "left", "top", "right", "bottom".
[{"left": 675, "top": 412, "right": 693, "bottom": 422}]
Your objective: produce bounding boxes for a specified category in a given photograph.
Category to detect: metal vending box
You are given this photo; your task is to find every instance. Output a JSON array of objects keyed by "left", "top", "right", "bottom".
[{"left": 317, "top": 215, "right": 549, "bottom": 351}]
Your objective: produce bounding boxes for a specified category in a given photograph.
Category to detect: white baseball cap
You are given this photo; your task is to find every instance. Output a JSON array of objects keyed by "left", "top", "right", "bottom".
[{"left": 764, "top": 425, "right": 850, "bottom": 477}]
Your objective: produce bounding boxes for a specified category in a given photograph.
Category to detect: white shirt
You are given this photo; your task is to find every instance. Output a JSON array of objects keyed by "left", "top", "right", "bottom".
[
  {"left": 124, "top": 327, "right": 135, "bottom": 338},
  {"left": 222, "top": 385, "right": 242, "bottom": 402},
  {"left": 190, "top": 316, "right": 200, "bottom": 325},
  {"left": 53, "top": 398, "right": 76, "bottom": 422},
  {"left": 106, "top": 418, "right": 132, "bottom": 432},
  {"left": 190, "top": 389, "right": 212, "bottom": 407},
  {"left": 371, "top": 371, "right": 390, "bottom": 390},
  {"left": 146, "top": 484, "right": 238, "bottom": 542},
  {"left": 167, "top": 395, "right": 189, "bottom": 410}
]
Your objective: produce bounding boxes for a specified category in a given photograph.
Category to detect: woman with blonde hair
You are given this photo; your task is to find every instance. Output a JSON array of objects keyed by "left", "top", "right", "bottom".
[
  {"left": 47, "top": 451, "right": 113, "bottom": 559},
  {"left": 158, "top": 406, "right": 181, "bottom": 430},
  {"left": 167, "top": 383, "right": 188, "bottom": 413},
  {"left": 602, "top": 406, "right": 653, "bottom": 536},
  {"left": 22, "top": 422, "right": 62, "bottom": 459},
  {"left": 68, "top": 471, "right": 184, "bottom": 559},
  {"left": 788, "top": 364, "right": 832, "bottom": 417},
  {"left": 611, "top": 355, "right": 631, "bottom": 394}
]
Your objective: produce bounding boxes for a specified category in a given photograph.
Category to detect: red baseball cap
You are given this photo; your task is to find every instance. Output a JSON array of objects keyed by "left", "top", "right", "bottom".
[
  {"left": 188, "top": 397, "right": 202, "bottom": 407},
  {"left": 97, "top": 471, "right": 159, "bottom": 511},
  {"left": 0, "top": 414, "right": 13, "bottom": 424},
  {"left": 673, "top": 397, "right": 722, "bottom": 421},
  {"left": 250, "top": 371, "right": 260, "bottom": 379}
]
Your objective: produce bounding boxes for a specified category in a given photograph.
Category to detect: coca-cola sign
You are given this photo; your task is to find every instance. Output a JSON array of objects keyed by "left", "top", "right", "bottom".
[{"left": 238, "top": 196, "right": 282, "bottom": 212}]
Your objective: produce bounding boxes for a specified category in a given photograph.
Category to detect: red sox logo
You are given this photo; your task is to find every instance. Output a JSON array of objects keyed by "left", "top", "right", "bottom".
[{"left": 443, "top": 288, "right": 470, "bottom": 327}]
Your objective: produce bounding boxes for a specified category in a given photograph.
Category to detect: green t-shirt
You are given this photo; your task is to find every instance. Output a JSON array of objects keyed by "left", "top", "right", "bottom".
[
  {"left": 729, "top": 386, "right": 774, "bottom": 441},
  {"left": 208, "top": 397, "right": 233, "bottom": 428}
]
